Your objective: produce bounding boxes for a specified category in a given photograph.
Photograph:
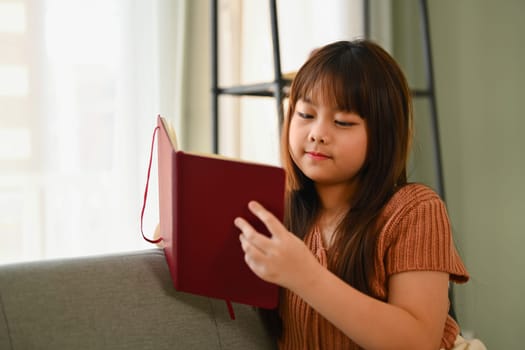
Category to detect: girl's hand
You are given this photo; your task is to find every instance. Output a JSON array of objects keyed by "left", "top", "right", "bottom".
[{"left": 234, "top": 201, "right": 322, "bottom": 291}]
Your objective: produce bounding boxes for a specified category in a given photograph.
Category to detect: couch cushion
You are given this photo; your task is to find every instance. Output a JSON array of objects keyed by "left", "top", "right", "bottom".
[
  {"left": 0, "top": 249, "right": 276, "bottom": 350},
  {"left": 0, "top": 291, "right": 11, "bottom": 350}
]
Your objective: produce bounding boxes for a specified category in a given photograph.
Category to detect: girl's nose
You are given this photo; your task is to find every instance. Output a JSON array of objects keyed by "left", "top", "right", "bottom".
[
  {"left": 308, "top": 119, "right": 329, "bottom": 144},
  {"left": 309, "top": 133, "right": 327, "bottom": 144}
]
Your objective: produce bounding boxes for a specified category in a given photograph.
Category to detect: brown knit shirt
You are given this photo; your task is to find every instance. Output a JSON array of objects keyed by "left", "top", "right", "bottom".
[{"left": 278, "top": 183, "right": 469, "bottom": 350}]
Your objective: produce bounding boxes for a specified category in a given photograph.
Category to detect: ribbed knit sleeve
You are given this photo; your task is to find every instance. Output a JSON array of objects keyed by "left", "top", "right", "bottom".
[
  {"left": 371, "top": 184, "right": 470, "bottom": 350},
  {"left": 383, "top": 189, "right": 469, "bottom": 283}
]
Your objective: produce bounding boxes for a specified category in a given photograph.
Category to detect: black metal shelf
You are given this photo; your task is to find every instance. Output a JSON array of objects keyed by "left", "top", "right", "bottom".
[
  {"left": 216, "top": 80, "right": 292, "bottom": 98},
  {"left": 211, "top": 1, "right": 442, "bottom": 187},
  {"left": 211, "top": 0, "right": 286, "bottom": 153},
  {"left": 211, "top": 0, "right": 443, "bottom": 192}
]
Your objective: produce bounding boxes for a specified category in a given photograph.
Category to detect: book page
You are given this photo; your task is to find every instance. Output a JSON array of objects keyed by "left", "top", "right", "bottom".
[
  {"left": 160, "top": 115, "right": 280, "bottom": 168},
  {"left": 160, "top": 116, "right": 178, "bottom": 151}
]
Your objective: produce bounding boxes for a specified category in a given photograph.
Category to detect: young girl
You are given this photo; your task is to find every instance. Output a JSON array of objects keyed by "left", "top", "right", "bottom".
[{"left": 234, "top": 40, "right": 470, "bottom": 350}]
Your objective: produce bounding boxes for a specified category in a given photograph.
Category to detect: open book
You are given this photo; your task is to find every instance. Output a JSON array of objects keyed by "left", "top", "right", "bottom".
[{"left": 154, "top": 115, "right": 284, "bottom": 310}]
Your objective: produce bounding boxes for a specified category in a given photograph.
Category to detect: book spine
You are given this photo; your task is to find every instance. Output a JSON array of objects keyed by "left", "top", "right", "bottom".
[{"left": 173, "top": 151, "right": 181, "bottom": 289}]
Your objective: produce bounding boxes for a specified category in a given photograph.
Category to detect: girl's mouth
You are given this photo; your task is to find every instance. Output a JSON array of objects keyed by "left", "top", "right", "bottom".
[{"left": 306, "top": 151, "right": 330, "bottom": 160}]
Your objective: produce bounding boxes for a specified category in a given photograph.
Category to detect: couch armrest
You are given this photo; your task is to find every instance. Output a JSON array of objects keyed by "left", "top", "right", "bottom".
[{"left": 0, "top": 249, "right": 276, "bottom": 350}]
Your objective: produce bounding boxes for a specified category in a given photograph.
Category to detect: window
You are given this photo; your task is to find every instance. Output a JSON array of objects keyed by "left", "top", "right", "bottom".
[{"left": 0, "top": 0, "right": 180, "bottom": 264}]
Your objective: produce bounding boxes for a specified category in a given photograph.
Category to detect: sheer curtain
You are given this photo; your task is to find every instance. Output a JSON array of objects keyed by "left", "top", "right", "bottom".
[{"left": 0, "top": 0, "right": 185, "bottom": 264}]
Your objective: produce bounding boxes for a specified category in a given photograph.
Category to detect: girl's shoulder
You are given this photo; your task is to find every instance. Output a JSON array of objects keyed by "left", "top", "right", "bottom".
[
  {"left": 380, "top": 183, "right": 444, "bottom": 221},
  {"left": 376, "top": 184, "right": 469, "bottom": 285},
  {"left": 392, "top": 182, "right": 441, "bottom": 203}
]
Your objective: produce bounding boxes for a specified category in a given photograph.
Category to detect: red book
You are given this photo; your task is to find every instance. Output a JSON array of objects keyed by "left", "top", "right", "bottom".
[{"left": 156, "top": 115, "right": 284, "bottom": 309}]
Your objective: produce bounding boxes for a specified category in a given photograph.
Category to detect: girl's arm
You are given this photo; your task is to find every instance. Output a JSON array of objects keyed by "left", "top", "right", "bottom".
[{"left": 234, "top": 201, "right": 449, "bottom": 350}]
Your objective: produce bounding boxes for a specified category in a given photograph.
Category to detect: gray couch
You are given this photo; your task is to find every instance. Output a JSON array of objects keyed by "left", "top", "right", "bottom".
[{"left": 0, "top": 249, "right": 277, "bottom": 350}]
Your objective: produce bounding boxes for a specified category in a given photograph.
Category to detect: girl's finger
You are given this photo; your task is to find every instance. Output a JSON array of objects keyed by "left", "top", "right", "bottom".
[
  {"left": 234, "top": 217, "right": 273, "bottom": 253},
  {"left": 240, "top": 234, "right": 273, "bottom": 281},
  {"left": 239, "top": 234, "right": 265, "bottom": 259},
  {"left": 247, "top": 201, "right": 286, "bottom": 238}
]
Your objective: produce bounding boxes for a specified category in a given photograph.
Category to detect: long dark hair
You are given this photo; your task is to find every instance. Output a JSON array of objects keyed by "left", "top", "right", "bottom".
[
  {"left": 260, "top": 40, "right": 413, "bottom": 339},
  {"left": 281, "top": 39, "right": 413, "bottom": 296}
]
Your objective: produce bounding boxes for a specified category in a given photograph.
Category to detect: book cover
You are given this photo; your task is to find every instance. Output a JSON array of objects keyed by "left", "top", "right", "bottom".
[{"left": 157, "top": 115, "right": 284, "bottom": 309}]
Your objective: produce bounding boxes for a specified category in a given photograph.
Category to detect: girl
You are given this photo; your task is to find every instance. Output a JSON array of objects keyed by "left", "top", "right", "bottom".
[{"left": 234, "top": 40, "right": 470, "bottom": 350}]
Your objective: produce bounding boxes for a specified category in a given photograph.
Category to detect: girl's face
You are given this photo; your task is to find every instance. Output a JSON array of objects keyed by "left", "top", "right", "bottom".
[{"left": 288, "top": 98, "right": 368, "bottom": 192}]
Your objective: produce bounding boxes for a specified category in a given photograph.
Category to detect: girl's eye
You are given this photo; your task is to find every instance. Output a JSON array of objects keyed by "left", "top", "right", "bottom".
[
  {"left": 335, "top": 120, "right": 356, "bottom": 127},
  {"left": 297, "top": 111, "right": 314, "bottom": 119}
]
